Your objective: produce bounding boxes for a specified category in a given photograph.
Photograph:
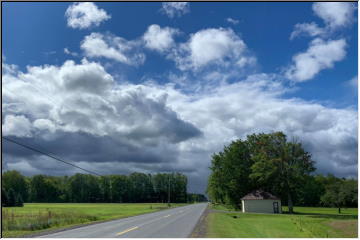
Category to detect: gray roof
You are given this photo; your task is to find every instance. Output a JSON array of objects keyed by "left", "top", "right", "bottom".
[{"left": 241, "top": 190, "right": 280, "bottom": 200}]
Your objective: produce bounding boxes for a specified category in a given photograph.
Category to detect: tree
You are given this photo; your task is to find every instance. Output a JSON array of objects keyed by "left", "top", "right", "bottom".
[
  {"left": 249, "top": 132, "right": 315, "bottom": 213},
  {"left": 321, "top": 179, "right": 358, "bottom": 213},
  {"left": 2, "top": 171, "right": 190, "bottom": 204},
  {"left": 7, "top": 188, "right": 17, "bottom": 207},
  {"left": 207, "top": 132, "right": 315, "bottom": 213},
  {"left": 187, "top": 193, "right": 207, "bottom": 203},
  {"left": 15, "top": 193, "right": 24, "bottom": 207},
  {"left": 2, "top": 170, "right": 29, "bottom": 202},
  {"left": 2, "top": 188, "right": 9, "bottom": 207},
  {"left": 207, "top": 139, "right": 254, "bottom": 209},
  {"left": 295, "top": 175, "right": 325, "bottom": 206},
  {"left": 321, "top": 181, "right": 344, "bottom": 213}
]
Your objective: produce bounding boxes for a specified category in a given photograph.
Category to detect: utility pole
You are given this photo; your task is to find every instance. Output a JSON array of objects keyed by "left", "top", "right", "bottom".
[{"left": 167, "top": 174, "right": 171, "bottom": 207}]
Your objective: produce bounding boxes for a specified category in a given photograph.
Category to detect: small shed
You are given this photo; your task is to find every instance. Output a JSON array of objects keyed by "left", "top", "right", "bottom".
[{"left": 241, "top": 190, "right": 282, "bottom": 214}]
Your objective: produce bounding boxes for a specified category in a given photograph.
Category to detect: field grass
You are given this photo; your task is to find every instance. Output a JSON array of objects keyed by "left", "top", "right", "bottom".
[
  {"left": 2, "top": 203, "right": 187, "bottom": 237},
  {"left": 206, "top": 205, "right": 358, "bottom": 238}
]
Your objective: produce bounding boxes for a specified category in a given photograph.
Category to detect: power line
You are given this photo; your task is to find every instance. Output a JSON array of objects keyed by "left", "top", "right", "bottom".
[{"left": 2, "top": 136, "right": 102, "bottom": 177}]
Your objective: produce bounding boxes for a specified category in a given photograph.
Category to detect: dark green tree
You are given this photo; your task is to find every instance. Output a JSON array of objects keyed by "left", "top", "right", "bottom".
[
  {"left": 2, "top": 170, "right": 29, "bottom": 202},
  {"left": 7, "top": 188, "right": 17, "bottom": 207},
  {"left": 2, "top": 188, "right": 9, "bottom": 207},
  {"left": 249, "top": 132, "right": 315, "bottom": 213},
  {"left": 207, "top": 139, "right": 254, "bottom": 209}
]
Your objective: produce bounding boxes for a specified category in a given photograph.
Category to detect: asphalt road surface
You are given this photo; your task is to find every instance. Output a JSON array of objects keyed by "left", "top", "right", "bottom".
[{"left": 39, "top": 203, "right": 208, "bottom": 238}]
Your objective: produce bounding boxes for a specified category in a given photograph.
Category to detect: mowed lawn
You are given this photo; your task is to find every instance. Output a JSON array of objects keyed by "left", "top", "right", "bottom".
[
  {"left": 206, "top": 205, "right": 358, "bottom": 238},
  {"left": 2, "top": 203, "right": 186, "bottom": 237}
]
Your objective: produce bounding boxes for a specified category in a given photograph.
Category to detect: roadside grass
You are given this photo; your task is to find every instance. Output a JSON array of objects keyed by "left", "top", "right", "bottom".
[
  {"left": 2, "top": 203, "right": 187, "bottom": 238},
  {"left": 206, "top": 205, "right": 358, "bottom": 238}
]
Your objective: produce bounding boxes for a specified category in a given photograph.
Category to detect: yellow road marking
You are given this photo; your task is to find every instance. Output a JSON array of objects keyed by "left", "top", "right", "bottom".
[{"left": 116, "top": 226, "right": 139, "bottom": 236}]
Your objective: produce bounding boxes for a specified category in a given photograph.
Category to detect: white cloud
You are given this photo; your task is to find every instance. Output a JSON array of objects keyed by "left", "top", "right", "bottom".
[
  {"left": 81, "top": 33, "right": 145, "bottom": 65},
  {"left": 290, "top": 2, "right": 355, "bottom": 40},
  {"left": 64, "top": 48, "right": 79, "bottom": 57},
  {"left": 143, "top": 24, "right": 179, "bottom": 52},
  {"left": 313, "top": 2, "right": 355, "bottom": 29},
  {"left": 161, "top": 2, "right": 189, "bottom": 18},
  {"left": 286, "top": 38, "right": 347, "bottom": 82},
  {"left": 3, "top": 115, "right": 33, "bottom": 137},
  {"left": 226, "top": 17, "right": 239, "bottom": 25},
  {"left": 2, "top": 60, "right": 357, "bottom": 192},
  {"left": 170, "top": 28, "right": 255, "bottom": 71},
  {"left": 65, "top": 2, "right": 110, "bottom": 29},
  {"left": 290, "top": 22, "right": 325, "bottom": 40},
  {"left": 2, "top": 59, "right": 200, "bottom": 141},
  {"left": 33, "top": 119, "right": 56, "bottom": 133}
]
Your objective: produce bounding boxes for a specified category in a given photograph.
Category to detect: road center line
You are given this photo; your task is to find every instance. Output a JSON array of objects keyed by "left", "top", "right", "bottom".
[{"left": 116, "top": 226, "right": 139, "bottom": 236}]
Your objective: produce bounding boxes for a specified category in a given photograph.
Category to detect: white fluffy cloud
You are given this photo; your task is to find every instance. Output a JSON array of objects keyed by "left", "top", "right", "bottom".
[
  {"left": 65, "top": 2, "right": 110, "bottom": 29},
  {"left": 313, "top": 2, "right": 355, "bottom": 29},
  {"left": 3, "top": 115, "right": 33, "bottom": 137},
  {"left": 2, "top": 59, "right": 200, "bottom": 141},
  {"left": 291, "top": 2, "right": 355, "bottom": 40},
  {"left": 286, "top": 38, "right": 347, "bottom": 82},
  {"left": 170, "top": 28, "right": 255, "bottom": 71},
  {"left": 81, "top": 33, "right": 145, "bottom": 65},
  {"left": 161, "top": 2, "right": 189, "bottom": 18},
  {"left": 143, "top": 24, "right": 178, "bottom": 52},
  {"left": 3, "top": 60, "right": 357, "bottom": 192}
]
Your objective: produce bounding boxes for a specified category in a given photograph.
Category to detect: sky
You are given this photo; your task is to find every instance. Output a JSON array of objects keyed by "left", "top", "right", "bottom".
[{"left": 2, "top": 2, "right": 358, "bottom": 193}]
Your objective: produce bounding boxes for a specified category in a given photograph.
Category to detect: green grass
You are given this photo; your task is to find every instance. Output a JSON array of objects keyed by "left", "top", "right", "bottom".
[
  {"left": 2, "top": 203, "right": 187, "bottom": 238},
  {"left": 206, "top": 205, "right": 358, "bottom": 238}
]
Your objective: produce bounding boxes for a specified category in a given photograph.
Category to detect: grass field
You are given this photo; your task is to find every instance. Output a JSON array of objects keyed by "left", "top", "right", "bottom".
[
  {"left": 206, "top": 205, "right": 358, "bottom": 238},
  {"left": 2, "top": 203, "right": 186, "bottom": 237}
]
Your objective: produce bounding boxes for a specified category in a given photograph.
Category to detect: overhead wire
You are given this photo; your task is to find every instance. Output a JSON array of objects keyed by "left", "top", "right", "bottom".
[{"left": 2, "top": 136, "right": 102, "bottom": 177}]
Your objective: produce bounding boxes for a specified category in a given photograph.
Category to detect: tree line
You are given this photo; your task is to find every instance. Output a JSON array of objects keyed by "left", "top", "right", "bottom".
[
  {"left": 207, "top": 132, "right": 357, "bottom": 213},
  {"left": 2, "top": 171, "right": 207, "bottom": 206}
]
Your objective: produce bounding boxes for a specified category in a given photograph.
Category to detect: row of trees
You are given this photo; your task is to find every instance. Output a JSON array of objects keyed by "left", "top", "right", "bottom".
[
  {"left": 2, "top": 171, "right": 206, "bottom": 206},
  {"left": 207, "top": 132, "right": 357, "bottom": 213}
]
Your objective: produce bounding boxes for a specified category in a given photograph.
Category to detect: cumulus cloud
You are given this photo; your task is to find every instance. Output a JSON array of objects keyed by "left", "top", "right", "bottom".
[
  {"left": 161, "top": 2, "right": 189, "bottom": 18},
  {"left": 3, "top": 115, "right": 33, "bottom": 137},
  {"left": 2, "top": 59, "right": 201, "bottom": 143},
  {"left": 143, "top": 24, "right": 179, "bottom": 52},
  {"left": 313, "top": 2, "right": 355, "bottom": 29},
  {"left": 81, "top": 33, "right": 145, "bottom": 65},
  {"left": 3, "top": 60, "right": 357, "bottom": 192},
  {"left": 286, "top": 38, "right": 347, "bottom": 82},
  {"left": 169, "top": 28, "right": 256, "bottom": 71},
  {"left": 65, "top": 2, "right": 110, "bottom": 29},
  {"left": 290, "top": 2, "right": 355, "bottom": 40}
]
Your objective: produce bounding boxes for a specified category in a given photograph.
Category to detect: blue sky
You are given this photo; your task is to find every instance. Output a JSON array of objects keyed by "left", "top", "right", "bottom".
[
  {"left": 3, "top": 2, "right": 357, "bottom": 106},
  {"left": 2, "top": 2, "right": 358, "bottom": 193}
]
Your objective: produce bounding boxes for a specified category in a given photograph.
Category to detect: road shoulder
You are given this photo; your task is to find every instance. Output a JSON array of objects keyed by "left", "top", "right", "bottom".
[{"left": 190, "top": 205, "right": 210, "bottom": 238}]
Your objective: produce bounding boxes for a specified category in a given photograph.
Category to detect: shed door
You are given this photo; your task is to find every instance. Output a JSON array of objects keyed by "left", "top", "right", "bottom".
[{"left": 273, "top": 202, "right": 279, "bottom": 213}]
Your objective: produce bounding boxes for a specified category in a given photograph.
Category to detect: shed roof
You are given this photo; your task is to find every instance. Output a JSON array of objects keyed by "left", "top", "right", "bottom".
[{"left": 241, "top": 190, "right": 280, "bottom": 200}]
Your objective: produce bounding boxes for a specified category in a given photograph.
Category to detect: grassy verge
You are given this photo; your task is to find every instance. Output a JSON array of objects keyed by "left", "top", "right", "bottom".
[
  {"left": 2, "top": 203, "right": 187, "bottom": 237},
  {"left": 206, "top": 205, "right": 357, "bottom": 238}
]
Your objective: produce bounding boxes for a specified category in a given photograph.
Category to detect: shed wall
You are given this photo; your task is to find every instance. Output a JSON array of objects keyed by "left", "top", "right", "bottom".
[{"left": 242, "top": 199, "right": 282, "bottom": 214}]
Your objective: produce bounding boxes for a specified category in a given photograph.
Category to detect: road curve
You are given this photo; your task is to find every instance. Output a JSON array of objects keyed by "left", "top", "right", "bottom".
[{"left": 39, "top": 203, "right": 208, "bottom": 238}]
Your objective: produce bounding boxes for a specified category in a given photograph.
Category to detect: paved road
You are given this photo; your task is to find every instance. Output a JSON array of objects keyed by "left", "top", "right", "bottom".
[{"left": 39, "top": 203, "right": 208, "bottom": 238}]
